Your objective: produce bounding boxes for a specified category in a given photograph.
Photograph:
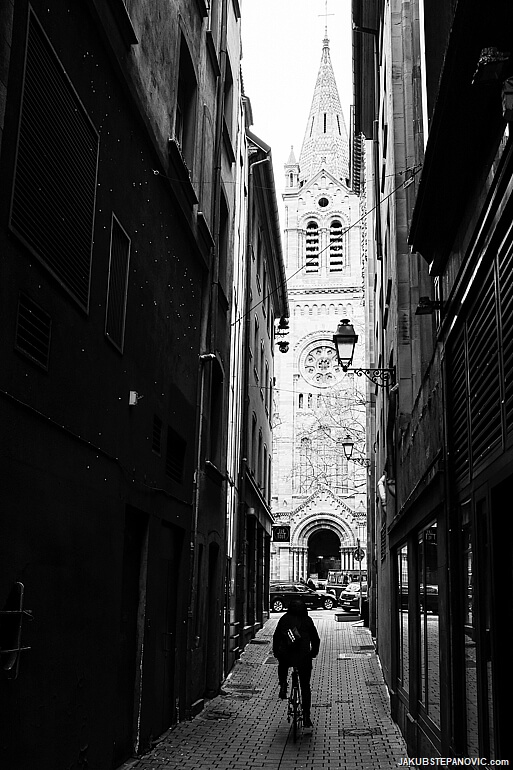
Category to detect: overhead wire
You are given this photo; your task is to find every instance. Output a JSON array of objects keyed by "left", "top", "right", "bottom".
[{"left": 230, "top": 163, "right": 423, "bottom": 327}]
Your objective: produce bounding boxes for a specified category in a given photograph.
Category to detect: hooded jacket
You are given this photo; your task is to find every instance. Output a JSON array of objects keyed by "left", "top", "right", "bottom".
[{"left": 272, "top": 601, "right": 320, "bottom": 665}]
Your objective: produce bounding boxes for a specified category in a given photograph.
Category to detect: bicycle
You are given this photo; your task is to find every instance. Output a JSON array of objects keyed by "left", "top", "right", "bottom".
[{"left": 287, "top": 666, "right": 303, "bottom": 742}]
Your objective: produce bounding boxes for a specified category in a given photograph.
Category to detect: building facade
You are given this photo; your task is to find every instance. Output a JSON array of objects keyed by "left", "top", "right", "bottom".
[
  {"left": 0, "top": 0, "right": 244, "bottom": 767},
  {"left": 353, "top": 0, "right": 513, "bottom": 760},
  {"left": 225, "top": 99, "right": 289, "bottom": 670},
  {"left": 271, "top": 33, "right": 368, "bottom": 585}
]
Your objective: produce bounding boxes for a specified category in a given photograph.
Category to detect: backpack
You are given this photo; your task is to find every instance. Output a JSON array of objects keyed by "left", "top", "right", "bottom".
[{"left": 275, "top": 619, "right": 303, "bottom": 657}]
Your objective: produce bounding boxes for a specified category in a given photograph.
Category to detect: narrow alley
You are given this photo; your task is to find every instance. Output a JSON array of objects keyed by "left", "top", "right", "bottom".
[{"left": 126, "top": 612, "right": 407, "bottom": 770}]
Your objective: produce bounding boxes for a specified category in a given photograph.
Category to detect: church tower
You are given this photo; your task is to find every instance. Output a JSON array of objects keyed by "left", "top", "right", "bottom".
[{"left": 271, "top": 33, "right": 367, "bottom": 587}]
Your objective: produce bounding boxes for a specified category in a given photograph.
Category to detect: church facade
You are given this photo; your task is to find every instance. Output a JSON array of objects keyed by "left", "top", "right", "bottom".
[{"left": 271, "top": 34, "right": 367, "bottom": 584}]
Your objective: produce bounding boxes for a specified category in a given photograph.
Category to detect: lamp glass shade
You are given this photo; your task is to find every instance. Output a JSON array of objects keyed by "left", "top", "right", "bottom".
[
  {"left": 341, "top": 436, "right": 354, "bottom": 459},
  {"left": 333, "top": 319, "right": 358, "bottom": 370}
]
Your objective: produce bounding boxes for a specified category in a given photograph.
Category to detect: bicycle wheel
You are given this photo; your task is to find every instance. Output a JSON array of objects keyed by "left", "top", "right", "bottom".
[{"left": 291, "top": 671, "right": 303, "bottom": 742}]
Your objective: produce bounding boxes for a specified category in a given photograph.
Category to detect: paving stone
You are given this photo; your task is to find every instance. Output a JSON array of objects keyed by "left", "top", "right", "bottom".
[{"left": 124, "top": 612, "right": 407, "bottom": 769}]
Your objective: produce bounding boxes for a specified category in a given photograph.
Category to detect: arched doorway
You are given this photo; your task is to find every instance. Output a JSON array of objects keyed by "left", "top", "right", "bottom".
[{"left": 307, "top": 529, "right": 341, "bottom": 578}]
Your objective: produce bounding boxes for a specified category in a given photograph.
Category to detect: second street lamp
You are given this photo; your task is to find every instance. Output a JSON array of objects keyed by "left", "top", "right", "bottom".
[
  {"left": 341, "top": 434, "right": 371, "bottom": 468},
  {"left": 333, "top": 318, "right": 395, "bottom": 388}
]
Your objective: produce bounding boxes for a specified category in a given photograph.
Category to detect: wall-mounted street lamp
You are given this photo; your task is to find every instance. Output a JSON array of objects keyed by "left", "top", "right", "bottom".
[
  {"left": 275, "top": 316, "right": 290, "bottom": 353},
  {"left": 415, "top": 296, "right": 441, "bottom": 315},
  {"left": 332, "top": 319, "right": 395, "bottom": 388},
  {"left": 341, "top": 435, "right": 371, "bottom": 468}
]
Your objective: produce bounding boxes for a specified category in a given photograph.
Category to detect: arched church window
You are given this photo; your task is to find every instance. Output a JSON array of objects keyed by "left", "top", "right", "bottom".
[
  {"left": 299, "top": 436, "right": 312, "bottom": 493},
  {"left": 289, "top": 172, "right": 294, "bottom": 187},
  {"left": 307, "top": 393, "right": 313, "bottom": 409},
  {"left": 305, "top": 221, "right": 319, "bottom": 272},
  {"left": 329, "top": 220, "right": 344, "bottom": 272},
  {"left": 298, "top": 393, "right": 304, "bottom": 409}
]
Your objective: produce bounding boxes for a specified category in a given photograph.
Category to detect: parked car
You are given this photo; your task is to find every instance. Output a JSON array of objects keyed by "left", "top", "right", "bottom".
[
  {"left": 338, "top": 582, "right": 368, "bottom": 613},
  {"left": 269, "top": 582, "right": 336, "bottom": 612}
]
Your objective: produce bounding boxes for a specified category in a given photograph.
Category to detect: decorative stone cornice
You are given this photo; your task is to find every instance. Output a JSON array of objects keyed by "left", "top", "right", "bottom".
[{"left": 288, "top": 287, "right": 361, "bottom": 296}]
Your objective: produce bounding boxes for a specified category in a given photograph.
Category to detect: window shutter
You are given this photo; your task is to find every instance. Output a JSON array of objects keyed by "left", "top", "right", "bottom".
[
  {"left": 10, "top": 10, "right": 99, "bottom": 310},
  {"left": 467, "top": 265, "right": 501, "bottom": 465},
  {"left": 499, "top": 234, "right": 513, "bottom": 432}
]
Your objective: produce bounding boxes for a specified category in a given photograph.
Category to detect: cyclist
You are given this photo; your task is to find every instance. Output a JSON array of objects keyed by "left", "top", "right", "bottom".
[{"left": 272, "top": 598, "right": 320, "bottom": 728}]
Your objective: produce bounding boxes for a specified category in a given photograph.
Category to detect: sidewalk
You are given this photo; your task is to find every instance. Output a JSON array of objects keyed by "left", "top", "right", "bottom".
[{"left": 130, "top": 611, "right": 408, "bottom": 770}]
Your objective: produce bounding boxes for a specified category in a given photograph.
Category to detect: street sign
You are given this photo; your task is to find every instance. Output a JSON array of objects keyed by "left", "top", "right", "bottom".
[
  {"left": 353, "top": 547, "right": 365, "bottom": 561},
  {"left": 272, "top": 526, "right": 290, "bottom": 543}
]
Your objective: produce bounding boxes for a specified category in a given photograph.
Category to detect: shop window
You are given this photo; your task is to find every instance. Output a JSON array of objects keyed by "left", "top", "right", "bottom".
[
  {"left": 397, "top": 543, "right": 409, "bottom": 691},
  {"left": 461, "top": 501, "right": 479, "bottom": 755},
  {"left": 418, "top": 522, "right": 440, "bottom": 725}
]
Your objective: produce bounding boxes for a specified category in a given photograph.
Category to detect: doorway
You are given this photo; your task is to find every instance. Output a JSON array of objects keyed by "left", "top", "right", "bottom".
[
  {"left": 152, "top": 521, "right": 182, "bottom": 737},
  {"left": 112, "top": 506, "right": 148, "bottom": 768},
  {"left": 307, "top": 529, "right": 341, "bottom": 577}
]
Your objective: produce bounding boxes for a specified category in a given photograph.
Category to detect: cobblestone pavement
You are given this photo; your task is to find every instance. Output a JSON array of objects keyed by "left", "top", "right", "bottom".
[{"left": 126, "top": 611, "right": 408, "bottom": 770}]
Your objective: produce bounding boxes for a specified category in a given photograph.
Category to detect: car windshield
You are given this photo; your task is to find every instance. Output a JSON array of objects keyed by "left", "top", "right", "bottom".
[{"left": 345, "top": 582, "right": 367, "bottom": 592}]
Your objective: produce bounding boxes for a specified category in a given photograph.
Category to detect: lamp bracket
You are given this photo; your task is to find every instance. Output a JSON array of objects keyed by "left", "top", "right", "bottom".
[
  {"left": 349, "top": 456, "right": 371, "bottom": 468},
  {"left": 344, "top": 367, "right": 395, "bottom": 388}
]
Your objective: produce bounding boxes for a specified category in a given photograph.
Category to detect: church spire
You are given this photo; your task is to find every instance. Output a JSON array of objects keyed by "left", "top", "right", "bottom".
[{"left": 298, "top": 35, "right": 349, "bottom": 186}]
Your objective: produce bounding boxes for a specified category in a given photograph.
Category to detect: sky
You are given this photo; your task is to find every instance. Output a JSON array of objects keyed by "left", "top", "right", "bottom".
[{"left": 240, "top": 0, "right": 353, "bottom": 224}]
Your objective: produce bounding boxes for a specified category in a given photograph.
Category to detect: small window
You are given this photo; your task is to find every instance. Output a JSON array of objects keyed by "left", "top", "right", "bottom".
[
  {"left": 152, "top": 415, "right": 163, "bottom": 455},
  {"left": 218, "top": 191, "right": 229, "bottom": 290},
  {"left": 176, "top": 37, "right": 197, "bottom": 171},
  {"left": 105, "top": 215, "right": 131, "bottom": 352},
  {"left": 223, "top": 59, "right": 234, "bottom": 139},
  {"left": 166, "top": 426, "right": 186, "bottom": 483},
  {"left": 209, "top": 361, "right": 224, "bottom": 468}
]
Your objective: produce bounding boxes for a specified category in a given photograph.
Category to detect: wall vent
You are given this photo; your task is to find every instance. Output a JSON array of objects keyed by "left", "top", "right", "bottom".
[
  {"left": 15, "top": 294, "right": 51, "bottom": 369},
  {"left": 10, "top": 10, "right": 99, "bottom": 310}
]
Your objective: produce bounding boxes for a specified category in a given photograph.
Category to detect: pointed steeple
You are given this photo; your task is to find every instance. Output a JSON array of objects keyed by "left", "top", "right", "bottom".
[
  {"left": 284, "top": 145, "right": 299, "bottom": 190},
  {"left": 286, "top": 145, "right": 297, "bottom": 165},
  {"left": 298, "top": 35, "right": 349, "bottom": 185}
]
